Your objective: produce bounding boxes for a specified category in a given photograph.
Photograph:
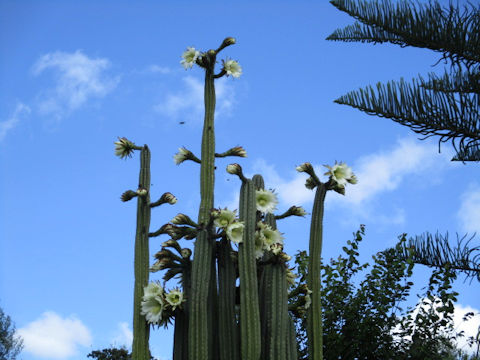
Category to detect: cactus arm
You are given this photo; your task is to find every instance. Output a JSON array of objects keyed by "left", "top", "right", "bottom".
[
  {"left": 307, "top": 183, "right": 327, "bottom": 360},
  {"left": 238, "top": 179, "right": 261, "bottom": 360},
  {"left": 132, "top": 145, "right": 152, "bottom": 360}
]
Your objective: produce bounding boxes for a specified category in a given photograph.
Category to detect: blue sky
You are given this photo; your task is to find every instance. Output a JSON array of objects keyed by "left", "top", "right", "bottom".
[{"left": 1, "top": 1, "right": 479, "bottom": 359}]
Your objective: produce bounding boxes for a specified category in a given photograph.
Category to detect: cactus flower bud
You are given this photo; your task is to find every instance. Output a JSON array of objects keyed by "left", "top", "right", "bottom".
[
  {"left": 333, "top": 183, "right": 346, "bottom": 196},
  {"left": 226, "top": 163, "right": 243, "bottom": 175},
  {"left": 229, "top": 146, "right": 247, "bottom": 157},
  {"left": 120, "top": 190, "right": 138, "bottom": 202},
  {"left": 305, "top": 177, "right": 317, "bottom": 190},
  {"left": 136, "top": 187, "right": 148, "bottom": 197},
  {"left": 181, "top": 248, "right": 192, "bottom": 259},
  {"left": 171, "top": 213, "right": 197, "bottom": 226},
  {"left": 160, "top": 192, "right": 177, "bottom": 205},
  {"left": 296, "top": 162, "right": 314, "bottom": 174},
  {"left": 286, "top": 268, "right": 297, "bottom": 287}
]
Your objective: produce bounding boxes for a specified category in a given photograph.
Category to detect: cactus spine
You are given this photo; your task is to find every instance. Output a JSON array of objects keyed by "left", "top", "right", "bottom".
[
  {"left": 132, "top": 145, "right": 152, "bottom": 360},
  {"left": 238, "top": 178, "right": 261, "bottom": 360},
  {"left": 307, "top": 183, "right": 326, "bottom": 360},
  {"left": 189, "top": 48, "right": 217, "bottom": 360}
]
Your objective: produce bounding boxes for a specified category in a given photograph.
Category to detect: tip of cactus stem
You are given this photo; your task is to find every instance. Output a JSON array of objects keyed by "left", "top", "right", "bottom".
[{"left": 224, "top": 37, "right": 236, "bottom": 45}]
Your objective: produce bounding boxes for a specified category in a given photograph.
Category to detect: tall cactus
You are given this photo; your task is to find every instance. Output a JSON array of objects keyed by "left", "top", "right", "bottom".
[
  {"left": 117, "top": 39, "right": 358, "bottom": 360},
  {"left": 116, "top": 138, "right": 180, "bottom": 360},
  {"left": 306, "top": 183, "right": 326, "bottom": 360},
  {"left": 238, "top": 178, "right": 261, "bottom": 360},
  {"left": 217, "top": 238, "right": 240, "bottom": 360},
  {"left": 189, "top": 38, "right": 236, "bottom": 360}
]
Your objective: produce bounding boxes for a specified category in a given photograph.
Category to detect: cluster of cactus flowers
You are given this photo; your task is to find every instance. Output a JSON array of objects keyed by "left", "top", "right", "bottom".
[{"left": 115, "top": 38, "right": 357, "bottom": 360}]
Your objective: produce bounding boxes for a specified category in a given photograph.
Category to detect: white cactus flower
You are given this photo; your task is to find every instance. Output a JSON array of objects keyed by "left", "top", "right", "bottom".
[
  {"left": 181, "top": 47, "right": 200, "bottom": 69},
  {"left": 262, "top": 226, "right": 284, "bottom": 248},
  {"left": 213, "top": 208, "right": 237, "bottom": 228},
  {"left": 141, "top": 295, "right": 164, "bottom": 324},
  {"left": 255, "top": 189, "right": 278, "bottom": 213},
  {"left": 324, "top": 162, "right": 356, "bottom": 186},
  {"left": 223, "top": 59, "right": 242, "bottom": 78},
  {"left": 173, "top": 147, "right": 190, "bottom": 165},
  {"left": 165, "top": 288, "right": 184, "bottom": 310},
  {"left": 114, "top": 137, "right": 136, "bottom": 159},
  {"left": 226, "top": 221, "right": 244, "bottom": 244},
  {"left": 143, "top": 281, "right": 164, "bottom": 300},
  {"left": 254, "top": 231, "right": 267, "bottom": 259}
]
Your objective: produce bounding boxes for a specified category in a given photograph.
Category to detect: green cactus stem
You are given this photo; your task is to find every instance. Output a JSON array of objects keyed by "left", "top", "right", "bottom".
[
  {"left": 189, "top": 45, "right": 218, "bottom": 360},
  {"left": 188, "top": 38, "right": 236, "bottom": 360},
  {"left": 238, "top": 178, "right": 261, "bottom": 360},
  {"left": 264, "top": 213, "right": 288, "bottom": 360},
  {"left": 132, "top": 145, "right": 152, "bottom": 360},
  {"left": 173, "top": 261, "right": 191, "bottom": 360},
  {"left": 287, "top": 316, "right": 298, "bottom": 360},
  {"left": 307, "top": 182, "right": 326, "bottom": 360},
  {"left": 217, "top": 238, "right": 240, "bottom": 360}
]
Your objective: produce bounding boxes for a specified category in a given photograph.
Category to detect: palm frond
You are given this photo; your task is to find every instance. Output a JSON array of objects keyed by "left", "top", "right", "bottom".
[
  {"left": 396, "top": 232, "right": 480, "bottom": 282},
  {"left": 328, "top": 0, "right": 480, "bottom": 65},
  {"left": 334, "top": 75, "right": 480, "bottom": 161}
]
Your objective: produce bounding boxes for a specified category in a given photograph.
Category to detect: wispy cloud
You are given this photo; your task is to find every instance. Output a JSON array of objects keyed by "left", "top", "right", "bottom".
[
  {"left": 146, "top": 64, "right": 171, "bottom": 74},
  {"left": 458, "top": 183, "right": 480, "bottom": 234},
  {"left": 0, "top": 102, "right": 30, "bottom": 141},
  {"left": 111, "top": 322, "right": 133, "bottom": 349},
  {"left": 154, "top": 75, "right": 235, "bottom": 121},
  {"left": 32, "top": 50, "right": 119, "bottom": 119},
  {"left": 17, "top": 311, "right": 92, "bottom": 359},
  {"left": 247, "top": 137, "right": 452, "bottom": 226}
]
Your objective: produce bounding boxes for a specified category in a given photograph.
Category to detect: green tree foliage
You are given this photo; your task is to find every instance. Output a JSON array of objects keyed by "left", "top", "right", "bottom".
[
  {"left": 0, "top": 306, "right": 23, "bottom": 360},
  {"left": 327, "top": 0, "right": 480, "bottom": 162},
  {"left": 87, "top": 346, "right": 159, "bottom": 360},
  {"left": 289, "top": 226, "right": 480, "bottom": 359}
]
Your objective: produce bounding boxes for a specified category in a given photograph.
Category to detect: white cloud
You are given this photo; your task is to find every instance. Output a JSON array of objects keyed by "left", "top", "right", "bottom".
[
  {"left": 340, "top": 137, "right": 449, "bottom": 205},
  {"left": 453, "top": 303, "right": 480, "bottom": 354},
  {"left": 18, "top": 311, "right": 92, "bottom": 359},
  {"left": 247, "top": 137, "right": 451, "bottom": 226},
  {"left": 147, "top": 65, "right": 171, "bottom": 74},
  {"left": 0, "top": 102, "right": 30, "bottom": 141},
  {"left": 111, "top": 322, "right": 133, "bottom": 349},
  {"left": 458, "top": 183, "right": 480, "bottom": 234},
  {"left": 154, "top": 75, "right": 235, "bottom": 121},
  {"left": 32, "top": 50, "right": 119, "bottom": 118}
]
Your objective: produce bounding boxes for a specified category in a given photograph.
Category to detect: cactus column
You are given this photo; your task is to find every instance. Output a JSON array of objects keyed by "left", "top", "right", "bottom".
[
  {"left": 189, "top": 48, "right": 218, "bottom": 360},
  {"left": 132, "top": 146, "right": 152, "bottom": 360},
  {"left": 307, "top": 183, "right": 326, "bottom": 360}
]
